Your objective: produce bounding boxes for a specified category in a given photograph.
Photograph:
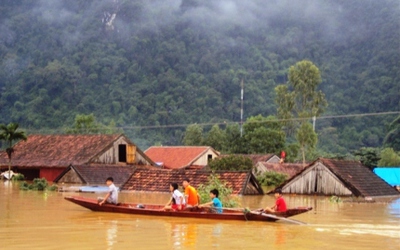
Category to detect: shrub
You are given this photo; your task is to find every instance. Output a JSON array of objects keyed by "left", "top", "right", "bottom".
[
  {"left": 11, "top": 173, "right": 25, "bottom": 181},
  {"left": 197, "top": 173, "right": 240, "bottom": 208},
  {"left": 19, "top": 178, "right": 58, "bottom": 191},
  {"left": 256, "top": 171, "right": 287, "bottom": 187}
]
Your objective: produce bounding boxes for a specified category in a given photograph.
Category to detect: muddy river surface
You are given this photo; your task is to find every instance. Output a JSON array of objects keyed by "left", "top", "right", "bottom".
[{"left": 1, "top": 182, "right": 399, "bottom": 250}]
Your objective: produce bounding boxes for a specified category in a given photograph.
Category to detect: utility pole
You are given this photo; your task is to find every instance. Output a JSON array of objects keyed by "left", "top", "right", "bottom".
[
  {"left": 312, "top": 116, "right": 316, "bottom": 131},
  {"left": 240, "top": 79, "right": 244, "bottom": 137}
]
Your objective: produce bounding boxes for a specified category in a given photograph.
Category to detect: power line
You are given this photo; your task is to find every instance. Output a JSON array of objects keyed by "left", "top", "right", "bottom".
[{"left": 20, "top": 111, "right": 400, "bottom": 133}]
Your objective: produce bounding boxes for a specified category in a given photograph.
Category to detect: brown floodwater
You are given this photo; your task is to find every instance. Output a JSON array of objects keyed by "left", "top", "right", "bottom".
[{"left": 1, "top": 181, "right": 399, "bottom": 250}]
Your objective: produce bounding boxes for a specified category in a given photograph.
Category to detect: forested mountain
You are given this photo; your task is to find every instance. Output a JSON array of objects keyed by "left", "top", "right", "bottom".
[{"left": 0, "top": 0, "right": 399, "bottom": 152}]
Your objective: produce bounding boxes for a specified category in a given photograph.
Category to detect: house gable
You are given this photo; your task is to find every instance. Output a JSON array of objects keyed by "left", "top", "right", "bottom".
[
  {"left": 278, "top": 158, "right": 400, "bottom": 198},
  {"left": 282, "top": 162, "right": 352, "bottom": 195},
  {"left": 145, "top": 146, "right": 219, "bottom": 169}
]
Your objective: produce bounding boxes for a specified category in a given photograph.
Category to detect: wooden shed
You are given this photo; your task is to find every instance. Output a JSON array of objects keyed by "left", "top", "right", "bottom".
[
  {"left": 121, "top": 168, "right": 264, "bottom": 195},
  {"left": 0, "top": 134, "right": 156, "bottom": 181},
  {"left": 277, "top": 158, "right": 400, "bottom": 198}
]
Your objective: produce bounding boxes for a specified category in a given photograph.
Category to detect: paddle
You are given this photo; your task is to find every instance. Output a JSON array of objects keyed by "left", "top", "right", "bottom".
[{"left": 250, "top": 211, "right": 306, "bottom": 225}]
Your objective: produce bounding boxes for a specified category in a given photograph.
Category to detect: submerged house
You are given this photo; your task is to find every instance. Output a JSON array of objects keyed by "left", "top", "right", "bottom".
[
  {"left": 144, "top": 146, "right": 220, "bottom": 169},
  {"left": 0, "top": 134, "right": 156, "bottom": 181},
  {"left": 277, "top": 158, "right": 400, "bottom": 198},
  {"left": 121, "top": 168, "right": 264, "bottom": 195},
  {"left": 255, "top": 162, "right": 307, "bottom": 179},
  {"left": 220, "top": 154, "right": 281, "bottom": 165},
  {"left": 54, "top": 164, "right": 139, "bottom": 186}
]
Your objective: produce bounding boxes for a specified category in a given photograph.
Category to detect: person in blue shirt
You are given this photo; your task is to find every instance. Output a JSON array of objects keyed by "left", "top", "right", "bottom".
[{"left": 198, "top": 189, "right": 223, "bottom": 213}]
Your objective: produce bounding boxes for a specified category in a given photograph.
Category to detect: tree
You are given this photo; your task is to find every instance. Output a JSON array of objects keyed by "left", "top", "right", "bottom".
[
  {"left": 67, "top": 114, "right": 101, "bottom": 134},
  {"left": 383, "top": 115, "right": 400, "bottom": 151},
  {"left": 183, "top": 124, "right": 203, "bottom": 146},
  {"left": 276, "top": 60, "right": 327, "bottom": 122},
  {"left": 377, "top": 148, "right": 400, "bottom": 166},
  {"left": 0, "top": 122, "right": 27, "bottom": 174},
  {"left": 208, "top": 155, "right": 253, "bottom": 171},
  {"left": 243, "top": 115, "right": 286, "bottom": 154},
  {"left": 222, "top": 123, "right": 246, "bottom": 154},
  {"left": 353, "top": 147, "right": 381, "bottom": 170},
  {"left": 296, "top": 122, "right": 318, "bottom": 164},
  {"left": 204, "top": 124, "right": 225, "bottom": 151}
]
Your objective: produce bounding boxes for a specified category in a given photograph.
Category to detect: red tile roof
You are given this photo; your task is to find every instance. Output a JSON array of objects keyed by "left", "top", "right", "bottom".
[
  {"left": 256, "top": 162, "right": 307, "bottom": 178},
  {"left": 0, "top": 134, "right": 121, "bottom": 168},
  {"left": 121, "top": 168, "right": 264, "bottom": 195},
  {"left": 145, "top": 146, "right": 218, "bottom": 169}
]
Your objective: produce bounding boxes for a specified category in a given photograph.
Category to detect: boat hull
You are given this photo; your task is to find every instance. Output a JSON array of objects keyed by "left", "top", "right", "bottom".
[{"left": 64, "top": 196, "right": 312, "bottom": 222}]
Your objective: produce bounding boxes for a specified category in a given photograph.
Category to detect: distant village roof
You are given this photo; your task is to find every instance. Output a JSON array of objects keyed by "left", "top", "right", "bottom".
[
  {"left": 121, "top": 168, "right": 264, "bottom": 195},
  {"left": 278, "top": 158, "right": 400, "bottom": 198},
  {"left": 144, "top": 146, "right": 219, "bottom": 169},
  {"left": 220, "top": 154, "right": 279, "bottom": 165},
  {"left": 0, "top": 134, "right": 153, "bottom": 168},
  {"left": 255, "top": 162, "right": 307, "bottom": 179},
  {"left": 54, "top": 164, "right": 139, "bottom": 185}
]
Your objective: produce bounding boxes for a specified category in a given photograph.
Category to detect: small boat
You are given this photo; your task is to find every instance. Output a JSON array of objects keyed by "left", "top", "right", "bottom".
[
  {"left": 1, "top": 170, "right": 15, "bottom": 180},
  {"left": 65, "top": 196, "right": 312, "bottom": 224}
]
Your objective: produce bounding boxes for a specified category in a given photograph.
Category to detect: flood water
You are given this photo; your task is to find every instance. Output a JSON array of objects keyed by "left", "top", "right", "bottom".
[{"left": 1, "top": 182, "right": 399, "bottom": 250}]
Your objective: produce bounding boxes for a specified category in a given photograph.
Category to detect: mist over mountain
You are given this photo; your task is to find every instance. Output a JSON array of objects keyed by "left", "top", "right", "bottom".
[{"left": 0, "top": 0, "right": 399, "bottom": 152}]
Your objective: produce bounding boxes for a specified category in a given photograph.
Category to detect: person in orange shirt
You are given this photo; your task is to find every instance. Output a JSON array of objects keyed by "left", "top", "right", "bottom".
[{"left": 182, "top": 179, "right": 200, "bottom": 207}]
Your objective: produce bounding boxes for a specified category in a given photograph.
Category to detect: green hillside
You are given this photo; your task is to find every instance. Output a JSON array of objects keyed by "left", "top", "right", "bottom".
[{"left": 0, "top": 0, "right": 399, "bottom": 152}]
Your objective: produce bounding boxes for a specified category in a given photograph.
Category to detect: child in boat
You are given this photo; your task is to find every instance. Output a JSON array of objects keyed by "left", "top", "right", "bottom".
[
  {"left": 198, "top": 189, "right": 223, "bottom": 213},
  {"left": 164, "top": 183, "right": 186, "bottom": 211},
  {"left": 182, "top": 179, "right": 200, "bottom": 207},
  {"left": 263, "top": 188, "right": 287, "bottom": 213},
  {"left": 98, "top": 177, "right": 118, "bottom": 205}
]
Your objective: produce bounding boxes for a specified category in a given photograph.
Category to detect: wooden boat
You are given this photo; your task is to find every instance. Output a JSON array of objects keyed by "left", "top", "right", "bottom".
[{"left": 65, "top": 196, "right": 312, "bottom": 223}]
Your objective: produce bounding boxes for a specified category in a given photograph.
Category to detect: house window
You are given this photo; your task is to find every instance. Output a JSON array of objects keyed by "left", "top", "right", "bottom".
[
  {"left": 207, "top": 154, "right": 213, "bottom": 163},
  {"left": 118, "top": 144, "right": 127, "bottom": 162}
]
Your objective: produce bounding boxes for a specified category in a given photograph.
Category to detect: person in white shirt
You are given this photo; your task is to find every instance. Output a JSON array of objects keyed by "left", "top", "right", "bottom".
[
  {"left": 98, "top": 177, "right": 118, "bottom": 205},
  {"left": 164, "top": 182, "right": 186, "bottom": 211}
]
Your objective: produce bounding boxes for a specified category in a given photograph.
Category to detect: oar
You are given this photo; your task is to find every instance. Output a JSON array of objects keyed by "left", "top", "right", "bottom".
[{"left": 250, "top": 211, "right": 307, "bottom": 225}]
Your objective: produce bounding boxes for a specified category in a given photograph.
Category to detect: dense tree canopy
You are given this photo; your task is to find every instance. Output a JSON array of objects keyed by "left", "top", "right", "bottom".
[{"left": 0, "top": 0, "right": 399, "bottom": 153}]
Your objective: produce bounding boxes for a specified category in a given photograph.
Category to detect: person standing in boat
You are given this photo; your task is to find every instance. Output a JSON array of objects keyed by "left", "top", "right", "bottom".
[
  {"left": 164, "top": 183, "right": 186, "bottom": 211},
  {"left": 182, "top": 179, "right": 200, "bottom": 207},
  {"left": 198, "top": 189, "right": 223, "bottom": 213},
  {"left": 263, "top": 188, "right": 287, "bottom": 213},
  {"left": 98, "top": 177, "right": 118, "bottom": 206}
]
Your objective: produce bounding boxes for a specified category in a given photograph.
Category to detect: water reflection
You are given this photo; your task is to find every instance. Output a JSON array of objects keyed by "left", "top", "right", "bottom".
[
  {"left": 388, "top": 198, "right": 400, "bottom": 218},
  {"left": 1, "top": 184, "right": 400, "bottom": 250},
  {"left": 169, "top": 222, "right": 197, "bottom": 249},
  {"left": 106, "top": 220, "right": 118, "bottom": 249}
]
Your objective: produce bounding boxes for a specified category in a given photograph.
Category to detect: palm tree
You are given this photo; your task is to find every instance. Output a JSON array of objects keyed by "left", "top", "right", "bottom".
[{"left": 0, "top": 123, "right": 27, "bottom": 174}]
